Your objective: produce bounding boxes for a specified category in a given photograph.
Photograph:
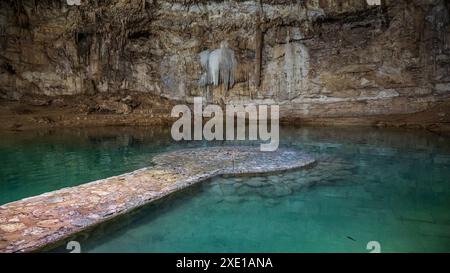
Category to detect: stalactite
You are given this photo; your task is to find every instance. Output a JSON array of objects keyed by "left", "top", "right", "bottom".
[
  {"left": 10, "top": 0, "right": 30, "bottom": 29},
  {"left": 254, "top": 0, "right": 263, "bottom": 87},
  {"left": 199, "top": 49, "right": 210, "bottom": 83},
  {"left": 198, "top": 41, "right": 236, "bottom": 92},
  {"left": 75, "top": 32, "right": 91, "bottom": 65},
  {"left": 284, "top": 29, "right": 293, "bottom": 100},
  {"left": 234, "top": 61, "right": 252, "bottom": 84},
  {"left": 218, "top": 43, "right": 236, "bottom": 91},
  {"left": 425, "top": 0, "right": 449, "bottom": 77}
]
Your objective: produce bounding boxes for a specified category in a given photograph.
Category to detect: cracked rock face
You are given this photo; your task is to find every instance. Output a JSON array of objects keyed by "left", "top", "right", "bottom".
[{"left": 0, "top": 0, "right": 449, "bottom": 119}]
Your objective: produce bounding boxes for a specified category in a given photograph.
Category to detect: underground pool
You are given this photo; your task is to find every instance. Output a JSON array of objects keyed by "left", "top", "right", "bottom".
[{"left": 1, "top": 126, "right": 449, "bottom": 253}]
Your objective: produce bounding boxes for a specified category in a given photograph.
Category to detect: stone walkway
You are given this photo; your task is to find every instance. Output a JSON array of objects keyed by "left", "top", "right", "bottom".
[{"left": 0, "top": 146, "right": 315, "bottom": 253}]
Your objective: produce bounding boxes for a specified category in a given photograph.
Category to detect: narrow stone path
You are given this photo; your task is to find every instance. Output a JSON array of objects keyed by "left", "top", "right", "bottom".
[{"left": 0, "top": 147, "right": 315, "bottom": 253}]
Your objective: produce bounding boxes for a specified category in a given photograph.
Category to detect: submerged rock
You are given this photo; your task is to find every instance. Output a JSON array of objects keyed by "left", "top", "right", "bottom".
[{"left": 244, "top": 177, "right": 267, "bottom": 188}]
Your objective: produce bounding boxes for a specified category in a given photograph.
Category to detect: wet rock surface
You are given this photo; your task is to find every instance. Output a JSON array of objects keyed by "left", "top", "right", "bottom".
[{"left": 0, "top": 146, "right": 315, "bottom": 253}]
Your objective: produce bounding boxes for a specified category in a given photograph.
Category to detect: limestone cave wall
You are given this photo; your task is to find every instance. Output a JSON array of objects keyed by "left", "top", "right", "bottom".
[{"left": 0, "top": 0, "right": 449, "bottom": 119}]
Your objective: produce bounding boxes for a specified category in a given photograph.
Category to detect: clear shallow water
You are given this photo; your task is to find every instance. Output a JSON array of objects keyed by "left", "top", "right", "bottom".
[{"left": 1, "top": 126, "right": 450, "bottom": 252}]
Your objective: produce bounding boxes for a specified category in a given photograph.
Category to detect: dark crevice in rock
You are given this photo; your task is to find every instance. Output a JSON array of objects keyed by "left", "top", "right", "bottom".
[
  {"left": 128, "top": 30, "right": 151, "bottom": 40},
  {"left": 2, "top": 62, "right": 16, "bottom": 75}
]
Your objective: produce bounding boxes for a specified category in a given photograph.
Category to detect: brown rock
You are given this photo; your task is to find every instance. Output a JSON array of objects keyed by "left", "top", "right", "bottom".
[
  {"left": 0, "top": 223, "right": 26, "bottom": 233},
  {"left": 37, "top": 219, "right": 60, "bottom": 228},
  {"left": 97, "top": 100, "right": 132, "bottom": 114}
]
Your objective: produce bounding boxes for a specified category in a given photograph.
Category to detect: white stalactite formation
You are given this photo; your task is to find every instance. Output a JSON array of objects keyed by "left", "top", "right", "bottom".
[{"left": 198, "top": 41, "right": 237, "bottom": 92}]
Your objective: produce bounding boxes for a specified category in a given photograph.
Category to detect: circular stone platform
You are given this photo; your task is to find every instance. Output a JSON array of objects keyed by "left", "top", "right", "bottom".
[
  {"left": 0, "top": 147, "right": 315, "bottom": 253},
  {"left": 154, "top": 146, "right": 316, "bottom": 177}
]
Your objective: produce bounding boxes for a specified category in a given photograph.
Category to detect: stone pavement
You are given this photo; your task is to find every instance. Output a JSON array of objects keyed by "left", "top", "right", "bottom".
[{"left": 0, "top": 146, "right": 315, "bottom": 252}]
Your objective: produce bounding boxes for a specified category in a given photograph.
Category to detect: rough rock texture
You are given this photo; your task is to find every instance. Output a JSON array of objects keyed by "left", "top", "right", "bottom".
[
  {"left": 0, "top": 146, "right": 315, "bottom": 253},
  {"left": 0, "top": 91, "right": 178, "bottom": 130},
  {"left": 0, "top": 0, "right": 449, "bottom": 122}
]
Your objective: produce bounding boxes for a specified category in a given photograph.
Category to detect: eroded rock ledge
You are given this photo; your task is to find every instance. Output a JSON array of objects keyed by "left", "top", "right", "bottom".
[{"left": 0, "top": 146, "right": 315, "bottom": 253}]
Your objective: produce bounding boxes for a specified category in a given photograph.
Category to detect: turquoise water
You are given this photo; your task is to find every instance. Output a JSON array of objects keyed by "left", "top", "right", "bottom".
[{"left": 1, "top": 126, "right": 450, "bottom": 252}]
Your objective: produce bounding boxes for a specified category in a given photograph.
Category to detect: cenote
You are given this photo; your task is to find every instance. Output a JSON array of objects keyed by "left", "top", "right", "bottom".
[{"left": 1, "top": 126, "right": 450, "bottom": 253}]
